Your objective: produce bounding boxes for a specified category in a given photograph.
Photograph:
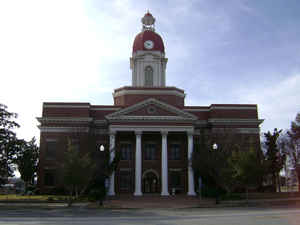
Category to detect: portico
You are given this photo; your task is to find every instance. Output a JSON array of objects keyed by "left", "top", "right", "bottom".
[{"left": 107, "top": 126, "right": 196, "bottom": 196}]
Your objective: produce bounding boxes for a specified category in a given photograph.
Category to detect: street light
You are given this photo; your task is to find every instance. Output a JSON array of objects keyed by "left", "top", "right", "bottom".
[
  {"left": 212, "top": 143, "right": 219, "bottom": 204},
  {"left": 99, "top": 144, "right": 105, "bottom": 152},
  {"left": 212, "top": 143, "right": 218, "bottom": 150}
]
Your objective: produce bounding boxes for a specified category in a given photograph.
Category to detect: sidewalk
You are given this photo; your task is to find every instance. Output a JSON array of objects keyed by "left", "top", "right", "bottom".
[
  {"left": 103, "top": 194, "right": 300, "bottom": 209},
  {"left": 0, "top": 195, "right": 300, "bottom": 209}
]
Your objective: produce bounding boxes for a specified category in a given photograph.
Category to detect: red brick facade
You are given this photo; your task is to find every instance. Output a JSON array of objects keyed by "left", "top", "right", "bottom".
[{"left": 37, "top": 90, "right": 262, "bottom": 194}]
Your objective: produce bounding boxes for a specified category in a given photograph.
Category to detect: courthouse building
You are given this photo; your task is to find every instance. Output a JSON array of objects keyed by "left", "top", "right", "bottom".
[{"left": 37, "top": 12, "right": 263, "bottom": 196}]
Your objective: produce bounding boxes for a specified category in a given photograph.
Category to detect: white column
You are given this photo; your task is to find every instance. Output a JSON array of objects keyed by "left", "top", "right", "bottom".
[
  {"left": 108, "top": 131, "right": 116, "bottom": 196},
  {"left": 134, "top": 131, "right": 143, "bottom": 196},
  {"left": 161, "top": 131, "right": 169, "bottom": 196},
  {"left": 187, "top": 131, "right": 196, "bottom": 196}
]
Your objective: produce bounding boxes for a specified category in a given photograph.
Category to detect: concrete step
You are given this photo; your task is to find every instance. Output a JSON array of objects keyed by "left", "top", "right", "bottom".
[{"left": 105, "top": 194, "right": 216, "bottom": 208}]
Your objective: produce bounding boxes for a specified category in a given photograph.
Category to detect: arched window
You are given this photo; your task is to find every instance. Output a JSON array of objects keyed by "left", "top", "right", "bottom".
[{"left": 144, "top": 66, "right": 153, "bottom": 86}]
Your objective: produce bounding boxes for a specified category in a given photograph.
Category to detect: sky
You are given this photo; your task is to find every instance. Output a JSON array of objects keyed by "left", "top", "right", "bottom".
[{"left": 0, "top": 0, "right": 300, "bottom": 143}]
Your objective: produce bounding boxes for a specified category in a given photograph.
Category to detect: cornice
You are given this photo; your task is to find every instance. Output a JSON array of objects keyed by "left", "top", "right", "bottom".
[
  {"left": 43, "top": 104, "right": 90, "bottom": 109},
  {"left": 91, "top": 107, "right": 121, "bottom": 111},
  {"left": 38, "top": 126, "right": 89, "bottom": 133},
  {"left": 184, "top": 106, "right": 257, "bottom": 112},
  {"left": 212, "top": 127, "right": 260, "bottom": 134},
  {"left": 37, "top": 117, "right": 93, "bottom": 123},
  {"left": 109, "top": 125, "right": 194, "bottom": 133},
  {"left": 94, "top": 120, "right": 107, "bottom": 125},
  {"left": 113, "top": 89, "right": 185, "bottom": 98},
  {"left": 208, "top": 118, "right": 264, "bottom": 125}
]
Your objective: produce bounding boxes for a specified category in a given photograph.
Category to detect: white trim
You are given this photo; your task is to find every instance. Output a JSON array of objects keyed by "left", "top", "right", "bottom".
[
  {"left": 237, "top": 128, "right": 260, "bottom": 134},
  {"left": 45, "top": 138, "right": 57, "bottom": 142},
  {"left": 38, "top": 126, "right": 89, "bottom": 133},
  {"left": 212, "top": 127, "right": 260, "bottom": 134},
  {"left": 208, "top": 118, "right": 264, "bottom": 124},
  {"left": 211, "top": 106, "right": 257, "bottom": 110},
  {"left": 113, "top": 89, "right": 185, "bottom": 98},
  {"left": 91, "top": 107, "right": 121, "bottom": 111},
  {"left": 184, "top": 106, "right": 257, "bottom": 112},
  {"left": 184, "top": 108, "right": 209, "bottom": 112},
  {"left": 43, "top": 104, "right": 90, "bottom": 109},
  {"left": 94, "top": 120, "right": 107, "bottom": 124},
  {"left": 195, "top": 120, "right": 208, "bottom": 125},
  {"left": 111, "top": 115, "right": 195, "bottom": 121},
  {"left": 142, "top": 169, "right": 160, "bottom": 179},
  {"left": 93, "top": 129, "right": 108, "bottom": 134},
  {"left": 109, "top": 125, "right": 194, "bottom": 133},
  {"left": 37, "top": 117, "right": 93, "bottom": 123}
]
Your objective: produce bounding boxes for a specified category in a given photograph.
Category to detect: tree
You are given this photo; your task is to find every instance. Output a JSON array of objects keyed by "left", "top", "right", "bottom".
[
  {"left": 263, "top": 128, "right": 285, "bottom": 192},
  {"left": 62, "top": 139, "right": 95, "bottom": 206},
  {"left": 192, "top": 129, "right": 244, "bottom": 202},
  {"left": 286, "top": 113, "right": 300, "bottom": 191},
  {"left": 230, "top": 145, "right": 265, "bottom": 202},
  {"left": 0, "top": 103, "right": 19, "bottom": 184},
  {"left": 14, "top": 137, "right": 39, "bottom": 191}
]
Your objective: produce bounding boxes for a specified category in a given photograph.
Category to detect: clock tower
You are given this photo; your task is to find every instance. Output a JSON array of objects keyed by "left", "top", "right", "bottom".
[{"left": 131, "top": 12, "right": 168, "bottom": 87}]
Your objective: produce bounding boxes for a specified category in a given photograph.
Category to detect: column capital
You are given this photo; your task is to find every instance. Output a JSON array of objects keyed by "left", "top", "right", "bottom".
[
  {"left": 187, "top": 130, "right": 194, "bottom": 136},
  {"left": 109, "top": 130, "right": 117, "bottom": 136},
  {"left": 135, "top": 130, "right": 142, "bottom": 136},
  {"left": 161, "top": 130, "right": 168, "bottom": 136}
]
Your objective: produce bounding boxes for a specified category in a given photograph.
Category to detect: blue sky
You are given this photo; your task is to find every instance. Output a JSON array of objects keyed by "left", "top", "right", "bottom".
[{"left": 0, "top": 0, "right": 299, "bottom": 141}]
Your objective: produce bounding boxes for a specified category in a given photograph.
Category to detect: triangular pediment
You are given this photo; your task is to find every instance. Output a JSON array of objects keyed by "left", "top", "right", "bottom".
[{"left": 106, "top": 98, "right": 197, "bottom": 122}]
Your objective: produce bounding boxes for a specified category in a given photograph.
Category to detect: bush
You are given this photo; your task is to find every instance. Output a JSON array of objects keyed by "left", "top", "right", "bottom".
[
  {"left": 49, "top": 187, "right": 68, "bottom": 195},
  {"left": 87, "top": 187, "right": 106, "bottom": 202}
]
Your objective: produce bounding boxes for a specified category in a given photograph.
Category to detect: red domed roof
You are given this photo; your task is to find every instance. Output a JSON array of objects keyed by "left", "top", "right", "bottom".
[{"left": 132, "top": 30, "right": 165, "bottom": 53}]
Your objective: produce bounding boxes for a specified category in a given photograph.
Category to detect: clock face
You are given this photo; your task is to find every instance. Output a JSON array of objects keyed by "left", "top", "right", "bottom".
[{"left": 144, "top": 40, "right": 154, "bottom": 49}]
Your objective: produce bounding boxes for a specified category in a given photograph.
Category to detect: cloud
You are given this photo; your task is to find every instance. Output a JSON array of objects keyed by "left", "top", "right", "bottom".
[
  {"left": 237, "top": 73, "right": 300, "bottom": 132},
  {"left": 0, "top": 0, "right": 300, "bottom": 143}
]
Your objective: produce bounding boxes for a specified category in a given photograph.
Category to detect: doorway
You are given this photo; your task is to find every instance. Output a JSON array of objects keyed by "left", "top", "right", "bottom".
[{"left": 142, "top": 170, "right": 159, "bottom": 193}]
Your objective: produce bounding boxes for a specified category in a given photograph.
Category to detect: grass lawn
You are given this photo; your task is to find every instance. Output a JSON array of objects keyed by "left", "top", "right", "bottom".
[{"left": 0, "top": 194, "right": 68, "bottom": 201}]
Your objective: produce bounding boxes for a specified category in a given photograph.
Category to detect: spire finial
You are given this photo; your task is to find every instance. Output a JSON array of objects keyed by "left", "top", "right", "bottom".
[{"left": 141, "top": 11, "right": 155, "bottom": 31}]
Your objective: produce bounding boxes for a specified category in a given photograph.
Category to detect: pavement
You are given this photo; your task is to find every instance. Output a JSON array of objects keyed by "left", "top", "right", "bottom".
[
  {"left": 1, "top": 195, "right": 300, "bottom": 209},
  {"left": 1, "top": 206, "right": 300, "bottom": 225}
]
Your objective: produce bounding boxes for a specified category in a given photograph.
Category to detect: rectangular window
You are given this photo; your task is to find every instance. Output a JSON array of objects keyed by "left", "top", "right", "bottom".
[
  {"left": 120, "top": 171, "right": 131, "bottom": 190},
  {"left": 120, "top": 143, "right": 132, "bottom": 160},
  {"left": 44, "top": 170, "right": 55, "bottom": 186},
  {"left": 170, "top": 143, "right": 181, "bottom": 160},
  {"left": 45, "top": 141, "right": 57, "bottom": 160},
  {"left": 170, "top": 171, "right": 181, "bottom": 188},
  {"left": 144, "top": 143, "right": 156, "bottom": 160}
]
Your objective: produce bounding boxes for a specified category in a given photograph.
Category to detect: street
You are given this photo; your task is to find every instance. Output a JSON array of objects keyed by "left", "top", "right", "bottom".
[{"left": 0, "top": 207, "right": 300, "bottom": 225}]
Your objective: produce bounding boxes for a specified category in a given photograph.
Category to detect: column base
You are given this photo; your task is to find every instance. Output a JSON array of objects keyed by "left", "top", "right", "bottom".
[
  {"left": 107, "top": 191, "right": 116, "bottom": 196},
  {"left": 134, "top": 191, "right": 143, "bottom": 196},
  {"left": 161, "top": 191, "right": 170, "bottom": 196},
  {"left": 187, "top": 191, "right": 196, "bottom": 196}
]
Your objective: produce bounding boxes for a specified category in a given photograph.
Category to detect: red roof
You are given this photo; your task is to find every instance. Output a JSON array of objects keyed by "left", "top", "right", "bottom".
[{"left": 132, "top": 30, "right": 165, "bottom": 53}]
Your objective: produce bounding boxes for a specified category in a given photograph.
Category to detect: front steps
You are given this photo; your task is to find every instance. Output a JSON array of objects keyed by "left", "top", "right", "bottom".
[{"left": 105, "top": 194, "right": 215, "bottom": 208}]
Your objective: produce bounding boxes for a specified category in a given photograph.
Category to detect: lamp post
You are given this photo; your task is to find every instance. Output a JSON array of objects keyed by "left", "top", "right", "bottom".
[
  {"left": 212, "top": 143, "right": 220, "bottom": 204},
  {"left": 99, "top": 144, "right": 110, "bottom": 192},
  {"left": 95, "top": 144, "right": 106, "bottom": 206}
]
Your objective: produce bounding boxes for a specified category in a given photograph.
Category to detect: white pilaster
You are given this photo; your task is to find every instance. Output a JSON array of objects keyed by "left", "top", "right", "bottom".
[
  {"left": 161, "top": 131, "right": 169, "bottom": 196},
  {"left": 187, "top": 131, "right": 196, "bottom": 196},
  {"left": 134, "top": 131, "right": 143, "bottom": 196},
  {"left": 108, "top": 131, "right": 116, "bottom": 196}
]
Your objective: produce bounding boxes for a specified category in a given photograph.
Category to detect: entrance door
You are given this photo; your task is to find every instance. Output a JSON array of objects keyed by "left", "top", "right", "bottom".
[{"left": 143, "top": 171, "right": 159, "bottom": 193}]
